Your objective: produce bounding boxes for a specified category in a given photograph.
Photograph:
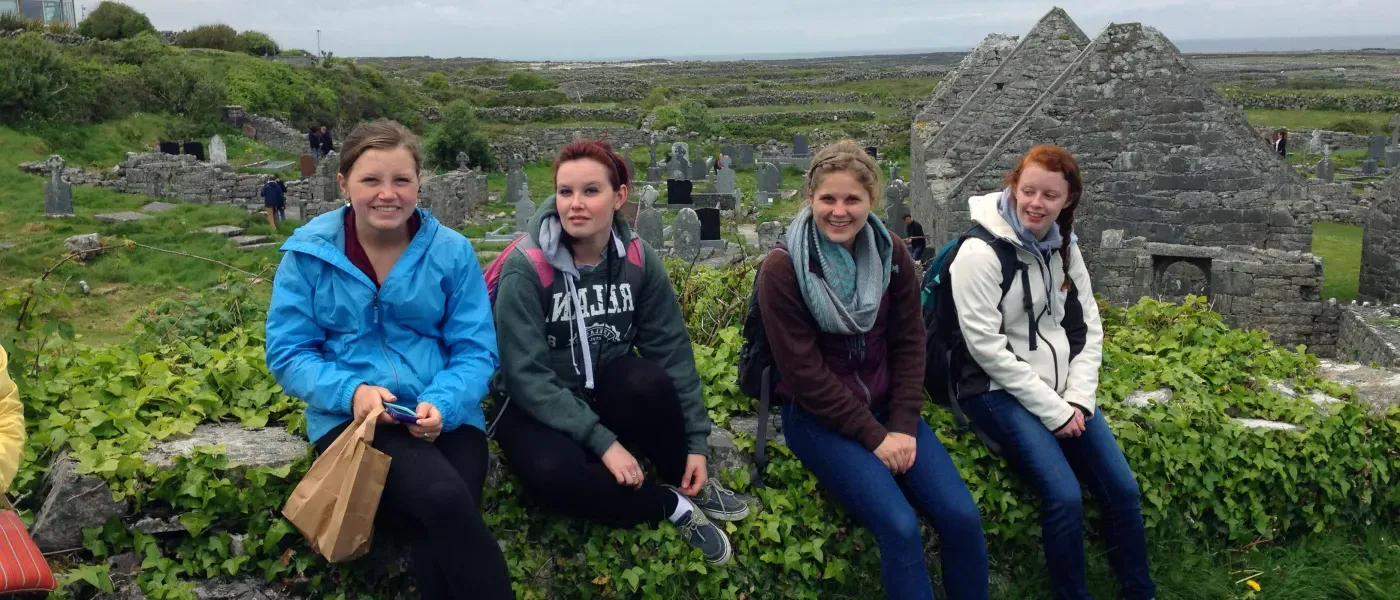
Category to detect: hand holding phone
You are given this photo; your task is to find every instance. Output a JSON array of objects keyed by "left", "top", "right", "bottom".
[{"left": 383, "top": 402, "right": 419, "bottom": 424}]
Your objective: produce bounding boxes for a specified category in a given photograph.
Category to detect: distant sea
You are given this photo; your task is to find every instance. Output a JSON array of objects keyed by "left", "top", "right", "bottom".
[{"left": 607, "top": 35, "right": 1400, "bottom": 62}]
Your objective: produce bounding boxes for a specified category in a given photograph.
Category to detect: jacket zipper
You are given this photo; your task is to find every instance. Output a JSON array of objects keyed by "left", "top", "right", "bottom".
[
  {"left": 854, "top": 371, "right": 873, "bottom": 406},
  {"left": 1027, "top": 249, "right": 1062, "bottom": 393},
  {"left": 373, "top": 294, "right": 401, "bottom": 394}
]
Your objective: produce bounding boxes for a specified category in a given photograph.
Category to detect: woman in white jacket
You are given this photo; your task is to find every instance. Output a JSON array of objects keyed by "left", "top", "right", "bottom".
[{"left": 948, "top": 145, "right": 1155, "bottom": 600}]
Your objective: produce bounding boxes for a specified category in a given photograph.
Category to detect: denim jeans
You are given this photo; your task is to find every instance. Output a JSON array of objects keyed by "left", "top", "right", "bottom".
[
  {"left": 783, "top": 402, "right": 989, "bottom": 600},
  {"left": 964, "top": 390, "right": 1156, "bottom": 600}
]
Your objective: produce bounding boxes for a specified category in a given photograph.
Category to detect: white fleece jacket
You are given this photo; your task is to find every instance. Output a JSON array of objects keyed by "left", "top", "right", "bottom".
[{"left": 948, "top": 192, "right": 1104, "bottom": 431}]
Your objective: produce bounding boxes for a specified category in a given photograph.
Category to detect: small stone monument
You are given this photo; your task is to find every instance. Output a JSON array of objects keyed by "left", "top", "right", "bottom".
[
  {"left": 159, "top": 141, "right": 180, "bottom": 155},
  {"left": 691, "top": 157, "right": 709, "bottom": 181},
  {"left": 1386, "top": 149, "right": 1400, "bottom": 170},
  {"left": 1390, "top": 114, "right": 1400, "bottom": 148},
  {"left": 666, "top": 179, "right": 693, "bottom": 206},
  {"left": 716, "top": 156, "right": 737, "bottom": 197},
  {"left": 1367, "top": 136, "right": 1386, "bottom": 160},
  {"left": 697, "top": 207, "right": 725, "bottom": 249},
  {"left": 514, "top": 195, "right": 536, "bottom": 233},
  {"left": 648, "top": 135, "right": 659, "bottom": 166},
  {"left": 636, "top": 187, "right": 664, "bottom": 250},
  {"left": 646, "top": 164, "right": 662, "bottom": 183},
  {"left": 1362, "top": 159, "right": 1379, "bottom": 176},
  {"left": 506, "top": 154, "right": 527, "bottom": 204},
  {"left": 299, "top": 154, "right": 316, "bottom": 178},
  {"left": 1316, "top": 153, "right": 1334, "bottom": 182},
  {"left": 182, "top": 141, "right": 205, "bottom": 162},
  {"left": 884, "top": 178, "right": 911, "bottom": 237},
  {"left": 208, "top": 135, "right": 228, "bottom": 166},
  {"left": 792, "top": 134, "right": 810, "bottom": 157},
  {"left": 755, "top": 162, "right": 780, "bottom": 206},
  {"left": 1307, "top": 130, "right": 1323, "bottom": 155},
  {"left": 457, "top": 151, "right": 471, "bottom": 170},
  {"left": 757, "top": 221, "right": 785, "bottom": 251},
  {"left": 621, "top": 146, "right": 635, "bottom": 181},
  {"left": 721, "top": 145, "right": 737, "bottom": 162},
  {"left": 739, "top": 144, "right": 756, "bottom": 168},
  {"left": 672, "top": 208, "right": 701, "bottom": 259},
  {"left": 43, "top": 155, "right": 74, "bottom": 218}
]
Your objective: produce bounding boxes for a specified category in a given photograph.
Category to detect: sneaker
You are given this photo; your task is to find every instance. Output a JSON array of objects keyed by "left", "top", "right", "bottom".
[
  {"left": 674, "top": 507, "right": 733, "bottom": 565},
  {"left": 682, "top": 480, "right": 751, "bottom": 522}
]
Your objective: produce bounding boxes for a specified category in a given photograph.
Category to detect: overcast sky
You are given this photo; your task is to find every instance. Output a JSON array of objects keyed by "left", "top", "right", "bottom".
[{"left": 105, "top": 0, "right": 1400, "bottom": 61}]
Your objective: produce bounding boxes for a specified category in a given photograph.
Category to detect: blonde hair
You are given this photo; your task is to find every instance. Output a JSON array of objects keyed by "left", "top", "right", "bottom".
[
  {"left": 338, "top": 119, "right": 424, "bottom": 178},
  {"left": 806, "top": 139, "right": 882, "bottom": 205}
]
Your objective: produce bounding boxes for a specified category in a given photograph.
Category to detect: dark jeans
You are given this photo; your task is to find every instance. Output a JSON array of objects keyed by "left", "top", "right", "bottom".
[
  {"left": 911, "top": 246, "right": 925, "bottom": 261},
  {"left": 782, "top": 402, "right": 989, "bottom": 600},
  {"left": 964, "top": 390, "right": 1156, "bottom": 600},
  {"left": 314, "top": 421, "right": 512, "bottom": 600},
  {"left": 493, "top": 355, "right": 688, "bottom": 528}
]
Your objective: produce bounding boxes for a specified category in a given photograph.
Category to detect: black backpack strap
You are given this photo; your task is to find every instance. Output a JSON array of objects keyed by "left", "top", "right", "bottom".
[
  {"left": 751, "top": 365, "right": 773, "bottom": 488},
  {"left": 949, "top": 225, "right": 1023, "bottom": 458}
]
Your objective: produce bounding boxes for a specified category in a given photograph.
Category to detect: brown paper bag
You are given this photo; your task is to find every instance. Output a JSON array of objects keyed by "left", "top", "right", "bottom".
[{"left": 282, "top": 406, "right": 391, "bottom": 563}]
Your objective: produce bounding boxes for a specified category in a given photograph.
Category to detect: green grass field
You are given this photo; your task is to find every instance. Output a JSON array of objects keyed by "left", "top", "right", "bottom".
[
  {"left": 1245, "top": 109, "right": 1393, "bottom": 134},
  {"left": 1312, "top": 221, "right": 1364, "bottom": 302}
]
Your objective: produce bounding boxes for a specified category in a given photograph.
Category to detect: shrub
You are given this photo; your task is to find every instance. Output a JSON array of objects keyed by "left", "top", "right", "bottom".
[
  {"left": 140, "top": 55, "right": 227, "bottom": 120},
  {"left": 235, "top": 30, "right": 279, "bottom": 57},
  {"left": 422, "top": 72, "right": 450, "bottom": 91},
  {"left": 504, "top": 71, "right": 556, "bottom": 92},
  {"left": 77, "top": 1, "right": 153, "bottom": 40},
  {"left": 0, "top": 33, "right": 72, "bottom": 123},
  {"left": 44, "top": 19, "right": 75, "bottom": 35},
  {"left": 1328, "top": 118, "right": 1378, "bottom": 135},
  {"left": 177, "top": 24, "right": 240, "bottom": 52},
  {"left": 425, "top": 100, "right": 493, "bottom": 170},
  {"left": 677, "top": 98, "right": 719, "bottom": 136},
  {"left": 0, "top": 11, "right": 41, "bottom": 32},
  {"left": 649, "top": 104, "right": 682, "bottom": 130},
  {"left": 641, "top": 86, "right": 672, "bottom": 110}
]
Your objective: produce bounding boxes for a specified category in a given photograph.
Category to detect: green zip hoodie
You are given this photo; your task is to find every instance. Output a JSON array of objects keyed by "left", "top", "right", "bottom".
[{"left": 494, "top": 199, "right": 710, "bottom": 457}]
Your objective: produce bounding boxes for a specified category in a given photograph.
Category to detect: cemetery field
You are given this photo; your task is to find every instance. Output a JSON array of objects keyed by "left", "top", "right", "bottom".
[
  {"left": 1244, "top": 109, "right": 1394, "bottom": 134},
  {"left": 1312, "top": 222, "right": 1364, "bottom": 302},
  {"left": 0, "top": 126, "right": 290, "bottom": 345}
]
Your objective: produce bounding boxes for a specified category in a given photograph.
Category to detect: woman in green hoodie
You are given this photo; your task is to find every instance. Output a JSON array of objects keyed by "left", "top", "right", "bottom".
[{"left": 491, "top": 139, "right": 750, "bottom": 565}]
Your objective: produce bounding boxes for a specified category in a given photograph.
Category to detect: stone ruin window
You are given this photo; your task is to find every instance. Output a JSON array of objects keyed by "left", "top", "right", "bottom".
[{"left": 1152, "top": 256, "right": 1212, "bottom": 303}]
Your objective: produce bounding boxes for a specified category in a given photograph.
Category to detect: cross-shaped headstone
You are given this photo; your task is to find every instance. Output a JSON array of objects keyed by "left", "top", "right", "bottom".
[
  {"left": 1390, "top": 114, "right": 1400, "bottom": 148},
  {"left": 43, "top": 155, "right": 74, "bottom": 218},
  {"left": 457, "top": 151, "right": 470, "bottom": 170}
]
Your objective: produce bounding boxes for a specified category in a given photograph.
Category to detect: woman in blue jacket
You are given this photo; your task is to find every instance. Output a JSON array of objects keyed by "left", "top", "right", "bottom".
[{"left": 265, "top": 120, "right": 512, "bottom": 600}]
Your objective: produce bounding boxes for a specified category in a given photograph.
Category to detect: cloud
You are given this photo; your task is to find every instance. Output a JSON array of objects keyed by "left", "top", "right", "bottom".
[{"left": 110, "top": 0, "right": 1400, "bottom": 60}]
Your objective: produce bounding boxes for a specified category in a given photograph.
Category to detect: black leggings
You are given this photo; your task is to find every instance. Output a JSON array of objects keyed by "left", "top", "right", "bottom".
[
  {"left": 314, "top": 422, "right": 512, "bottom": 600},
  {"left": 493, "top": 355, "right": 689, "bottom": 528}
]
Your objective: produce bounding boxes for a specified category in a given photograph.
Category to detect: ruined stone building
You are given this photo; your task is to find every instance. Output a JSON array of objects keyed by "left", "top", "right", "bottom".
[{"left": 911, "top": 9, "right": 1332, "bottom": 352}]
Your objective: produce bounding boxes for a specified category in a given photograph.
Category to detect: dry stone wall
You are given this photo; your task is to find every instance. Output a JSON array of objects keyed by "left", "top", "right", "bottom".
[
  {"left": 475, "top": 106, "right": 643, "bottom": 124},
  {"left": 1359, "top": 170, "right": 1400, "bottom": 302}
]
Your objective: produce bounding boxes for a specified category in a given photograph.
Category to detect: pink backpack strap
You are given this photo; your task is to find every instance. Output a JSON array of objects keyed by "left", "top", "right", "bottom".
[
  {"left": 522, "top": 246, "right": 553, "bottom": 289},
  {"left": 625, "top": 238, "right": 644, "bottom": 270}
]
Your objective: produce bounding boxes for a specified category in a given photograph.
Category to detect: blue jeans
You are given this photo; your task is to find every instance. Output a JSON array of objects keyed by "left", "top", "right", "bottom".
[
  {"left": 783, "top": 402, "right": 989, "bottom": 600},
  {"left": 965, "top": 391, "right": 1156, "bottom": 600}
]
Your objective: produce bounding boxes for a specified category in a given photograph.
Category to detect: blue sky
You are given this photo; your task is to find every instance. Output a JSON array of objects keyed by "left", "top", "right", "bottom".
[{"left": 110, "top": 0, "right": 1400, "bottom": 60}]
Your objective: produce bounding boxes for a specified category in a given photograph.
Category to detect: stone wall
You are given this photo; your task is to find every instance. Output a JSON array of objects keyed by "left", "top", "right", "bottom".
[
  {"left": 1333, "top": 304, "right": 1400, "bottom": 367},
  {"left": 221, "top": 105, "right": 314, "bottom": 157},
  {"left": 709, "top": 92, "right": 866, "bottom": 107},
  {"left": 1095, "top": 235, "right": 1331, "bottom": 352},
  {"left": 475, "top": 106, "right": 643, "bottom": 124},
  {"left": 419, "top": 168, "right": 489, "bottom": 228},
  {"left": 488, "top": 127, "right": 653, "bottom": 165},
  {"left": 1359, "top": 171, "right": 1400, "bottom": 302},
  {"left": 938, "top": 24, "right": 1315, "bottom": 260},
  {"left": 718, "top": 110, "right": 876, "bottom": 126},
  {"left": 1223, "top": 90, "right": 1400, "bottom": 113},
  {"left": 1307, "top": 181, "right": 1372, "bottom": 226}
]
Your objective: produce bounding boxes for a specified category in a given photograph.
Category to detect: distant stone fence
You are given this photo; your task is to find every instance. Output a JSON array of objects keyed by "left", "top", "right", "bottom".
[
  {"left": 1307, "top": 182, "right": 1372, "bottom": 226},
  {"left": 718, "top": 110, "right": 877, "bottom": 126},
  {"left": 488, "top": 127, "right": 653, "bottom": 165},
  {"left": 1224, "top": 90, "right": 1400, "bottom": 113},
  {"left": 475, "top": 106, "right": 643, "bottom": 124},
  {"left": 708, "top": 92, "right": 866, "bottom": 107}
]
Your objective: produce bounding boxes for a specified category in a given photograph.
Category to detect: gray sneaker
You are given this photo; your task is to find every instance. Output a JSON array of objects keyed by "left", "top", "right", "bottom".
[
  {"left": 685, "top": 480, "right": 751, "bottom": 522},
  {"left": 674, "top": 507, "right": 732, "bottom": 565}
]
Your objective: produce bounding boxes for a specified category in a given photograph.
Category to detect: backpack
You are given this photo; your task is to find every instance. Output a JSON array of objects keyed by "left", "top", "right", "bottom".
[
  {"left": 482, "top": 234, "right": 646, "bottom": 306},
  {"left": 736, "top": 245, "right": 786, "bottom": 488},
  {"left": 921, "top": 225, "right": 1026, "bottom": 455}
]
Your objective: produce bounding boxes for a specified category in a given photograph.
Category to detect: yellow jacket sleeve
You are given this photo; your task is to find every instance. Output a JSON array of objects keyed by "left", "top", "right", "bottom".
[{"left": 0, "top": 345, "right": 27, "bottom": 494}]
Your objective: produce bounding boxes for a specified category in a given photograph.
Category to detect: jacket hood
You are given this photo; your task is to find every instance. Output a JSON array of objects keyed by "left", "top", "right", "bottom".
[{"left": 527, "top": 195, "right": 637, "bottom": 279}]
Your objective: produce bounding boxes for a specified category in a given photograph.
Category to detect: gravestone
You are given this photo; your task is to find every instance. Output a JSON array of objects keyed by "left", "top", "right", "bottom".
[
  {"left": 670, "top": 142, "right": 690, "bottom": 178},
  {"left": 1390, "top": 114, "right": 1400, "bottom": 148},
  {"left": 1307, "top": 130, "right": 1323, "bottom": 155},
  {"left": 884, "top": 178, "right": 911, "bottom": 237},
  {"left": 1316, "top": 155, "right": 1334, "bottom": 182},
  {"left": 506, "top": 154, "right": 526, "bottom": 201},
  {"left": 673, "top": 208, "right": 701, "bottom": 259},
  {"left": 697, "top": 207, "right": 723, "bottom": 246},
  {"left": 1363, "top": 159, "right": 1379, "bottom": 176},
  {"left": 738, "top": 144, "right": 755, "bottom": 168},
  {"left": 159, "top": 141, "right": 180, "bottom": 155},
  {"left": 457, "top": 151, "right": 470, "bottom": 170},
  {"left": 1387, "top": 149, "right": 1400, "bottom": 170},
  {"left": 888, "top": 166, "right": 898, "bottom": 182},
  {"left": 721, "top": 145, "right": 737, "bottom": 163},
  {"left": 618, "top": 200, "right": 640, "bottom": 225},
  {"left": 666, "top": 179, "right": 693, "bottom": 206},
  {"left": 646, "top": 165, "right": 662, "bottom": 183},
  {"left": 648, "top": 135, "right": 659, "bottom": 167},
  {"left": 182, "top": 141, "right": 205, "bottom": 162},
  {"left": 315, "top": 151, "right": 340, "bottom": 202},
  {"left": 43, "top": 155, "right": 74, "bottom": 218},
  {"left": 242, "top": 123, "right": 257, "bottom": 138},
  {"left": 757, "top": 221, "right": 785, "bottom": 251},
  {"left": 514, "top": 195, "right": 536, "bottom": 233},
  {"left": 692, "top": 157, "right": 710, "bottom": 181},
  {"left": 621, "top": 147, "right": 635, "bottom": 181},
  {"left": 1368, "top": 136, "right": 1386, "bottom": 160},
  {"left": 716, "top": 158, "right": 737, "bottom": 196},
  {"left": 865, "top": 146, "right": 878, "bottom": 159},
  {"left": 672, "top": 157, "right": 691, "bottom": 181},
  {"left": 299, "top": 155, "right": 316, "bottom": 178},
  {"left": 208, "top": 135, "right": 228, "bottom": 166},
  {"left": 755, "top": 162, "right": 780, "bottom": 206},
  {"left": 637, "top": 188, "right": 664, "bottom": 250},
  {"left": 792, "top": 134, "right": 810, "bottom": 157}
]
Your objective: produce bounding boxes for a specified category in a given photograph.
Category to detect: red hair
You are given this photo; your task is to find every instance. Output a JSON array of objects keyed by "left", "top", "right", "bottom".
[
  {"left": 553, "top": 139, "right": 631, "bottom": 191},
  {"left": 1004, "top": 144, "right": 1083, "bottom": 288}
]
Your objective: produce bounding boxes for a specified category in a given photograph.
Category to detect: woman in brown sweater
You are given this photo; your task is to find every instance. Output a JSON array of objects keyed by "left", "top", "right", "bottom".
[{"left": 756, "top": 140, "right": 988, "bottom": 600}]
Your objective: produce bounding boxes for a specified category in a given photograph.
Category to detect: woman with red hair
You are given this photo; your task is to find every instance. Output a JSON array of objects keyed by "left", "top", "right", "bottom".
[
  {"left": 949, "top": 145, "right": 1156, "bottom": 599},
  {"left": 489, "top": 139, "right": 750, "bottom": 565}
]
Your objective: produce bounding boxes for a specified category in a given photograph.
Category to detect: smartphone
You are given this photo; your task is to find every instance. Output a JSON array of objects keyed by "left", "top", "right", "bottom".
[{"left": 383, "top": 402, "right": 419, "bottom": 424}]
